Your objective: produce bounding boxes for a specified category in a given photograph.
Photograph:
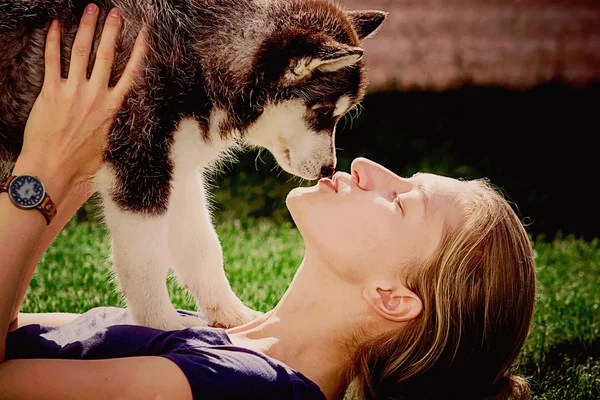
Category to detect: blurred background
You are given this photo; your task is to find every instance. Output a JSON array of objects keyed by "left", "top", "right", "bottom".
[{"left": 201, "top": 0, "right": 600, "bottom": 242}]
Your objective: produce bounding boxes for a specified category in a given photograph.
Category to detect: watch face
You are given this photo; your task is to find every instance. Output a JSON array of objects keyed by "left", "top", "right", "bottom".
[{"left": 8, "top": 175, "right": 45, "bottom": 208}]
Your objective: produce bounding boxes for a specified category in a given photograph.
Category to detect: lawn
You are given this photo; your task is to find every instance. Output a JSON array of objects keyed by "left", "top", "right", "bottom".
[{"left": 20, "top": 218, "right": 600, "bottom": 399}]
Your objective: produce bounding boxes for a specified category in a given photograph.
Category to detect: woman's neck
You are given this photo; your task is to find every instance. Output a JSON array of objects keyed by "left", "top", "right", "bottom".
[{"left": 227, "top": 251, "right": 364, "bottom": 399}]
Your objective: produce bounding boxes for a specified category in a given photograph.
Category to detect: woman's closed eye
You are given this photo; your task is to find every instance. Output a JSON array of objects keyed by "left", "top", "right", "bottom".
[{"left": 392, "top": 192, "right": 405, "bottom": 215}]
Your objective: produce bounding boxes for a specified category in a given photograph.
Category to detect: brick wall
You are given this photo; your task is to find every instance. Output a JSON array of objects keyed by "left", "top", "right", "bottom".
[{"left": 338, "top": 0, "right": 600, "bottom": 90}]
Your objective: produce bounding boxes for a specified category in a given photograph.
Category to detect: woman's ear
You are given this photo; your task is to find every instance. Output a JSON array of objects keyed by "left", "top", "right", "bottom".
[{"left": 362, "top": 283, "right": 422, "bottom": 322}]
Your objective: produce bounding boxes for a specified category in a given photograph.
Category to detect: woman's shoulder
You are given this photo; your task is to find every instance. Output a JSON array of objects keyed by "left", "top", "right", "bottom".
[{"left": 165, "top": 326, "right": 326, "bottom": 399}]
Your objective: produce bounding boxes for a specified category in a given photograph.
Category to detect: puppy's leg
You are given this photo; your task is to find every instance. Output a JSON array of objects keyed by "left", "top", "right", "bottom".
[
  {"left": 168, "top": 169, "right": 261, "bottom": 328},
  {"left": 96, "top": 169, "right": 207, "bottom": 331},
  {"left": 92, "top": 63, "right": 214, "bottom": 330}
]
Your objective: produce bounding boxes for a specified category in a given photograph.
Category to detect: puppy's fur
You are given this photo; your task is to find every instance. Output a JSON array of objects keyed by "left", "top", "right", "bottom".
[{"left": 0, "top": 0, "right": 387, "bottom": 330}]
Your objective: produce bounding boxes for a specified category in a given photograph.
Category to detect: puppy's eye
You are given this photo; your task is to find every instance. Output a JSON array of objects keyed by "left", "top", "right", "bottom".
[{"left": 313, "top": 107, "right": 333, "bottom": 116}]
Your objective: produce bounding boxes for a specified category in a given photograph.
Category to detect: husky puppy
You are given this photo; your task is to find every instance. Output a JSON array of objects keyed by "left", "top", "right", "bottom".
[{"left": 0, "top": 0, "right": 387, "bottom": 330}]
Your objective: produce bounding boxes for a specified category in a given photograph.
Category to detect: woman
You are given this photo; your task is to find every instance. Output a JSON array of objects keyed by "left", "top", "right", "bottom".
[{"left": 0, "top": 6, "right": 537, "bottom": 400}]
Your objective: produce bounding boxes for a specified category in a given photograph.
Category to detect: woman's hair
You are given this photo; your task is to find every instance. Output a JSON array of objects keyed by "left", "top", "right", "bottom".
[{"left": 345, "top": 178, "right": 537, "bottom": 400}]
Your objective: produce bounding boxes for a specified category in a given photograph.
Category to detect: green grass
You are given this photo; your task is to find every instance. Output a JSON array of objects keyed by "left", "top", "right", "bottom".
[{"left": 21, "top": 219, "right": 600, "bottom": 399}]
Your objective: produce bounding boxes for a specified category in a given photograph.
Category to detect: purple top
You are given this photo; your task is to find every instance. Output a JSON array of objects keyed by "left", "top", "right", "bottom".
[{"left": 6, "top": 307, "right": 326, "bottom": 400}]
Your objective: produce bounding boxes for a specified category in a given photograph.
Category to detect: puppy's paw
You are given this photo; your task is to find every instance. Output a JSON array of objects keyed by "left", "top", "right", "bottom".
[
  {"left": 134, "top": 311, "right": 208, "bottom": 331},
  {"left": 204, "top": 301, "right": 263, "bottom": 329}
]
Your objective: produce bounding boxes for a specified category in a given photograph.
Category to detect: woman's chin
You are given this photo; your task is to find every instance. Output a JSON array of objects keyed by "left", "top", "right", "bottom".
[
  {"left": 286, "top": 185, "right": 319, "bottom": 203},
  {"left": 285, "top": 186, "right": 322, "bottom": 228}
]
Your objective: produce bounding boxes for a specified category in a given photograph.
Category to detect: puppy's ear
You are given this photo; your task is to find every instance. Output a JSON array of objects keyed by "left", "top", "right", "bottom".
[
  {"left": 312, "top": 42, "right": 364, "bottom": 72},
  {"left": 285, "top": 42, "right": 363, "bottom": 84},
  {"left": 346, "top": 10, "right": 388, "bottom": 40}
]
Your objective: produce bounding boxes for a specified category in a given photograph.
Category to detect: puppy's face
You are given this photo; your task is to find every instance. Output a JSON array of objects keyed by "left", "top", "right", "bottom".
[
  {"left": 245, "top": 93, "right": 357, "bottom": 180},
  {"left": 244, "top": 8, "right": 387, "bottom": 180}
]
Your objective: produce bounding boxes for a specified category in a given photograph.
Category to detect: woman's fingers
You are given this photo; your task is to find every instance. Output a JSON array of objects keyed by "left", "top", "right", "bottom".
[
  {"left": 67, "top": 3, "right": 99, "bottom": 82},
  {"left": 90, "top": 8, "right": 122, "bottom": 86},
  {"left": 112, "top": 26, "right": 147, "bottom": 102},
  {"left": 43, "top": 19, "right": 62, "bottom": 88}
]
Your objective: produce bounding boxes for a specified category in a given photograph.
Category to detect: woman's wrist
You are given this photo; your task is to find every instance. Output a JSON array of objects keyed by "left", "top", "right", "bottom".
[{"left": 11, "top": 154, "right": 75, "bottom": 207}]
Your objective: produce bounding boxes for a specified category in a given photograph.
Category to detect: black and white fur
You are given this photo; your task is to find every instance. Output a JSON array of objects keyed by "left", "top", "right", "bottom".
[{"left": 0, "top": 0, "right": 387, "bottom": 330}]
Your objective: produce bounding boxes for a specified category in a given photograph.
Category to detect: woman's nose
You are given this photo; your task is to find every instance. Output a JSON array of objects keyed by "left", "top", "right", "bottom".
[
  {"left": 351, "top": 157, "right": 385, "bottom": 190},
  {"left": 351, "top": 157, "right": 407, "bottom": 191}
]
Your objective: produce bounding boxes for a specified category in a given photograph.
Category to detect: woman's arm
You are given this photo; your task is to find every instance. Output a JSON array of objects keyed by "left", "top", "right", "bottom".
[
  {"left": 0, "top": 185, "right": 53, "bottom": 361},
  {"left": 0, "top": 357, "right": 192, "bottom": 400},
  {"left": 9, "top": 182, "right": 94, "bottom": 331},
  {"left": 0, "top": 5, "right": 146, "bottom": 362}
]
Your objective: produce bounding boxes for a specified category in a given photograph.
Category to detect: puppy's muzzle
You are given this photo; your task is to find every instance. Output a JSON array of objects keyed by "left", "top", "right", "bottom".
[{"left": 319, "top": 165, "right": 335, "bottom": 178}]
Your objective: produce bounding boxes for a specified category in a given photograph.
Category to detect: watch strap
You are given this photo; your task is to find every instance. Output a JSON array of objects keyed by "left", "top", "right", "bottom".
[
  {"left": 0, "top": 175, "right": 15, "bottom": 192},
  {"left": 1, "top": 174, "right": 57, "bottom": 225},
  {"left": 38, "top": 192, "right": 57, "bottom": 224}
]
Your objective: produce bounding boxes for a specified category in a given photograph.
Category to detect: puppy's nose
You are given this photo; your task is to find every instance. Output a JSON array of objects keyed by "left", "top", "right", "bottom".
[{"left": 319, "top": 165, "right": 335, "bottom": 178}]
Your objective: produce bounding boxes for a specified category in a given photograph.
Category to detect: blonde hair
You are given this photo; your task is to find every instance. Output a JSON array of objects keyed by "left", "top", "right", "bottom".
[{"left": 345, "top": 178, "right": 536, "bottom": 400}]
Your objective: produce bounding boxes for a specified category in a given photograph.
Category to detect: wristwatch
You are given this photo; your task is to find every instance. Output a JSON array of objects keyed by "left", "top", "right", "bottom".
[{"left": 0, "top": 175, "right": 57, "bottom": 225}]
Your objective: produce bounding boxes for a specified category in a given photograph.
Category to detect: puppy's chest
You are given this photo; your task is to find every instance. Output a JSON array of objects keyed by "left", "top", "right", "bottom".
[{"left": 170, "top": 112, "right": 239, "bottom": 174}]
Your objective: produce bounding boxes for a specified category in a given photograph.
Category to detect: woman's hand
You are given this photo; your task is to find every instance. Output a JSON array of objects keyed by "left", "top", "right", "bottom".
[
  {"left": 14, "top": 3, "right": 147, "bottom": 204},
  {"left": 1, "top": 3, "right": 147, "bottom": 362}
]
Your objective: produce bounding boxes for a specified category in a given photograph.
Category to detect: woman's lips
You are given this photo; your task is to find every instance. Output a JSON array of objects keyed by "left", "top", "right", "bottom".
[{"left": 319, "top": 177, "right": 337, "bottom": 192}]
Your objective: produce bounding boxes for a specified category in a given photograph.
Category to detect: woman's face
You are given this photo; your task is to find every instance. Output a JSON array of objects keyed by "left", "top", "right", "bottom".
[{"left": 286, "top": 157, "right": 468, "bottom": 283}]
